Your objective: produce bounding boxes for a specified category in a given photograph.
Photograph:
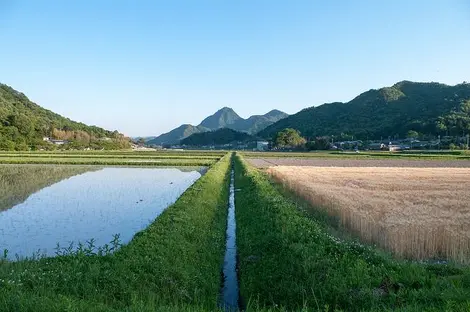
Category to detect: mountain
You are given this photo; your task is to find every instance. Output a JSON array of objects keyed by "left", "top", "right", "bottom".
[
  {"left": 230, "top": 109, "right": 289, "bottom": 134},
  {"left": 180, "top": 128, "right": 254, "bottom": 146},
  {"left": 198, "top": 107, "right": 242, "bottom": 129},
  {"left": 131, "top": 136, "right": 156, "bottom": 142},
  {"left": 147, "top": 124, "right": 209, "bottom": 146},
  {"left": 148, "top": 108, "right": 287, "bottom": 145},
  {"left": 0, "top": 83, "right": 130, "bottom": 150},
  {"left": 259, "top": 81, "right": 470, "bottom": 140}
]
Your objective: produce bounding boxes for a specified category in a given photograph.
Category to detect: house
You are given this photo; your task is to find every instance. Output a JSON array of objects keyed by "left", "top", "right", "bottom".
[
  {"left": 256, "top": 141, "right": 269, "bottom": 151},
  {"left": 43, "top": 137, "right": 68, "bottom": 145},
  {"left": 50, "top": 139, "right": 68, "bottom": 145},
  {"left": 368, "top": 143, "right": 386, "bottom": 150},
  {"left": 388, "top": 144, "right": 402, "bottom": 152}
]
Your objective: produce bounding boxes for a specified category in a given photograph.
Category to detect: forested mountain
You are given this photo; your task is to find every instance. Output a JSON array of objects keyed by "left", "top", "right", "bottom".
[
  {"left": 147, "top": 124, "right": 209, "bottom": 146},
  {"left": 259, "top": 81, "right": 470, "bottom": 140},
  {"left": 0, "top": 83, "right": 130, "bottom": 150},
  {"left": 148, "top": 107, "right": 287, "bottom": 145},
  {"left": 198, "top": 107, "right": 242, "bottom": 129},
  {"left": 230, "top": 109, "right": 289, "bottom": 134},
  {"left": 180, "top": 128, "right": 254, "bottom": 146}
]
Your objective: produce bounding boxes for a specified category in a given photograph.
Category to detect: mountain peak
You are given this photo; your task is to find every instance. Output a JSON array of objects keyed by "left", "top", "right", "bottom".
[
  {"left": 198, "top": 107, "right": 242, "bottom": 129},
  {"left": 264, "top": 109, "right": 288, "bottom": 118}
]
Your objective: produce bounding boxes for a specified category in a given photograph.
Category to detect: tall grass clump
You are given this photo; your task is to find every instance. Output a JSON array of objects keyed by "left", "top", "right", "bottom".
[
  {"left": 234, "top": 154, "right": 470, "bottom": 311},
  {"left": 0, "top": 154, "right": 232, "bottom": 311}
]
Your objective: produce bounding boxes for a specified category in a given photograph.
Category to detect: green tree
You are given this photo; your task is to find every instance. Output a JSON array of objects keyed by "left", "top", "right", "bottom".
[
  {"left": 406, "top": 130, "right": 419, "bottom": 139},
  {"left": 0, "top": 138, "right": 15, "bottom": 150},
  {"left": 274, "top": 128, "right": 306, "bottom": 148},
  {"left": 306, "top": 137, "right": 331, "bottom": 150}
]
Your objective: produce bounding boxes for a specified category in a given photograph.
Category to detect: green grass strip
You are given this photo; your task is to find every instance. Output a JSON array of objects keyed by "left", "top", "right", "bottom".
[
  {"left": 0, "top": 153, "right": 232, "bottom": 311},
  {"left": 0, "top": 154, "right": 221, "bottom": 159},
  {"left": 234, "top": 153, "right": 470, "bottom": 312},
  {"left": 0, "top": 158, "right": 216, "bottom": 166}
]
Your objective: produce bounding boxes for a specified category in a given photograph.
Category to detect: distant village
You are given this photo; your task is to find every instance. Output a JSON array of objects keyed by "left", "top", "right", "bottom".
[{"left": 145, "top": 135, "right": 470, "bottom": 152}]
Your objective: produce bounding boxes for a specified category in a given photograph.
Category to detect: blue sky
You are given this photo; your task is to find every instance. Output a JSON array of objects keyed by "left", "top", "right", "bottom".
[{"left": 1, "top": 1, "right": 469, "bottom": 136}]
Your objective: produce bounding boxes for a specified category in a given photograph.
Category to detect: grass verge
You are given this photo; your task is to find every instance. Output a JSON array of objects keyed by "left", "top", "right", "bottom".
[
  {"left": 0, "top": 158, "right": 216, "bottom": 166},
  {"left": 0, "top": 153, "right": 232, "bottom": 311},
  {"left": 234, "top": 153, "right": 470, "bottom": 311}
]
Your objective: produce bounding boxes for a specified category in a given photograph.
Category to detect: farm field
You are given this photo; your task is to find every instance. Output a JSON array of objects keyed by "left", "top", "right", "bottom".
[
  {"left": 0, "top": 165, "right": 96, "bottom": 212},
  {"left": 247, "top": 157, "right": 470, "bottom": 168},
  {"left": 0, "top": 151, "right": 222, "bottom": 166},
  {"left": 0, "top": 153, "right": 232, "bottom": 311},
  {"left": 0, "top": 157, "right": 216, "bottom": 166},
  {"left": 0, "top": 166, "right": 203, "bottom": 260},
  {"left": 1, "top": 151, "right": 470, "bottom": 311},
  {"left": 267, "top": 166, "right": 470, "bottom": 263},
  {"left": 234, "top": 154, "right": 470, "bottom": 311},
  {"left": 242, "top": 150, "right": 470, "bottom": 161}
]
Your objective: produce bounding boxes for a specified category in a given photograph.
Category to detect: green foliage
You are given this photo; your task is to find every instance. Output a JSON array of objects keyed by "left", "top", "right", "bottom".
[
  {"left": 406, "top": 130, "right": 419, "bottom": 139},
  {"left": 274, "top": 128, "right": 306, "bottom": 148},
  {"left": 306, "top": 136, "right": 332, "bottom": 150},
  {"left": 259, "top": 81, "right": 470, "bottom": 140},
  {"left": 234, "top": 154, "right": 470, "bottom": 311},
  {"left": 180, "top": 128, "right": 254, "bottom": 146},
  {"left": 436, "top": 100, "right": 470, "bottom": 136},
  {"left": 0, "top": 83, "right": 131, "bottom": 150}
]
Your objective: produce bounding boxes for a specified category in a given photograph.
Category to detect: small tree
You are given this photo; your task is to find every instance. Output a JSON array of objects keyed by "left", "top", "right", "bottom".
[
  {"left": 406, "top": 130, "right": 419, "bottom": 140},
  {"left": 274, "top": 128, "right": 306, "bottom": 149}
]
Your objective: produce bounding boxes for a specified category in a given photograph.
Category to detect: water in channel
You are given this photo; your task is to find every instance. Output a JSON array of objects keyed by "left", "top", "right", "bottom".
[
  {"left": 0, "top": 167, "right": 202, "bottom": 260},
  {"left": 220, "top": 168, "right": 239, "bottom": 310}
]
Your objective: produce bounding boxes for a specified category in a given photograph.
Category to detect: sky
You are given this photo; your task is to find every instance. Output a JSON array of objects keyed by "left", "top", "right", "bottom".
[{"left": 1, "top": 1, "right": 469, "bottom": 137}]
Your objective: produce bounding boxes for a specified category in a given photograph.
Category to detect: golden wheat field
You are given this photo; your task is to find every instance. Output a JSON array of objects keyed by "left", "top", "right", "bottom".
[{"left": 267, "top": 166, "right": 470, "bottom": 263}]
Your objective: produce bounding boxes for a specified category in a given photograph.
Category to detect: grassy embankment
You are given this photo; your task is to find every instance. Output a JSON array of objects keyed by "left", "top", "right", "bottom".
[
  {"left": 234, "top": 153, "right": 470, "bottom": 311},
  {"left": 0, "top": 151, "right": 222, "bottom": 166},
  {"left": 0, "top": 165, "right": 95, "bottom": 211},
  {"left": 0, "top": 150, "right": 227, "bottom": 157},
  {"left": 0, "top": 154, "right": 221, "bottom": 160},
  {"left": 0, "top": 157, "right": 217, "bottom": 166},
  {"left": 0, "top": 153, "right": 232, "bottom": 311}
]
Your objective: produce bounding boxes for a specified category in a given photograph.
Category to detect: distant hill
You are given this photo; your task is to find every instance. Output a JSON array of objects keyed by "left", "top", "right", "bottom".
[
  {"left": 198, "top": 107, "right": 242, "bottom": 129},
  {"left": 147, "top": 124, "right": 209, "bottom": 146},
  {"left": 180, "top": 128, "right": 254, "bottom": 146},
  {"left": 259, "top": 81, "right": 470, "bottom": 140},
  {"left": 0, "top": 83, "right": 130, "bottom": 150},
  {"left": 148, "top": 107, "right": 287, "bottom": 145}
]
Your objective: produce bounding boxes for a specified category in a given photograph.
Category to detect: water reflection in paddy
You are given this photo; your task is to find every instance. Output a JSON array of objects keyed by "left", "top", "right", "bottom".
[{"left": 0, "top": 167, "right": 202, "bottom": 260}]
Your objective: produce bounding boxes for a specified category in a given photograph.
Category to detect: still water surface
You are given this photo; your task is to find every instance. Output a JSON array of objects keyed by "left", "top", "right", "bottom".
[{"left": 0, "top": 167, "right": 201, "bottom": 260}]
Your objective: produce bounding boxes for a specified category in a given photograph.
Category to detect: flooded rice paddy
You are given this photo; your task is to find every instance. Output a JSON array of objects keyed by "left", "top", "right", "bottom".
[{"left": 0, "top": 167, "right": 202, "bottom": 260}]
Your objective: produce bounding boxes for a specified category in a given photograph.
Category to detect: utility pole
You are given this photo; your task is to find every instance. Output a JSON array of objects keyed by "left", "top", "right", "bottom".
[{"left": 467, "top": 134, "right": 469, "bottom": 150}]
